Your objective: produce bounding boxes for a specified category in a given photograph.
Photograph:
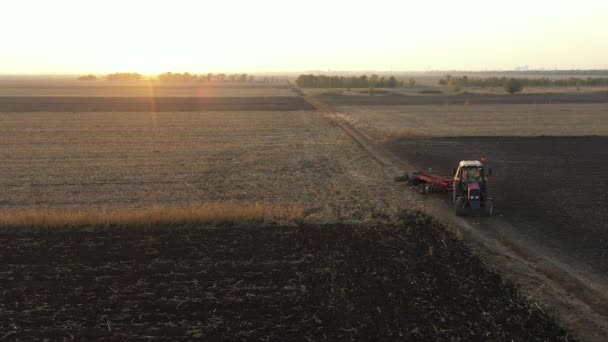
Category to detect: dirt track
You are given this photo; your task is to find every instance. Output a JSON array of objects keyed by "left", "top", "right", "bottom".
[
  {"left": 0, "top": 221, "right": 570, "bottom": 341},
  {"left": 0, "top": 96, "right": 314, "bottom": 112},
  {"left": 316, "top": 91, "right": 608, "bottom": 106}
]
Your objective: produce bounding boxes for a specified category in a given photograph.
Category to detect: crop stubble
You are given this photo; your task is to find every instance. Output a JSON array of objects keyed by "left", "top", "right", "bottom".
[{"left": 0, "top": 110, "right": 407, "bottom": 220}]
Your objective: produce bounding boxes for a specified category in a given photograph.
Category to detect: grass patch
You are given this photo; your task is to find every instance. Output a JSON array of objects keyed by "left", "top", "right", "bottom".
[{"left": 0, "top": 202, "right": 304, "bottom": 231}]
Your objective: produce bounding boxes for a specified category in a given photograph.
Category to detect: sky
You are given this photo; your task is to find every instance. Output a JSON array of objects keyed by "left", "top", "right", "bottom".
[{"left": 1, "top": 0, "right": 607, "bottom": 74}]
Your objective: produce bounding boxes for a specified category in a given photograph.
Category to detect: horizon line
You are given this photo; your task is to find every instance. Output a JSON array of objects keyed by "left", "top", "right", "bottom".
[{"left": 2, "top": 68, "right": 608, "bottom": 77}]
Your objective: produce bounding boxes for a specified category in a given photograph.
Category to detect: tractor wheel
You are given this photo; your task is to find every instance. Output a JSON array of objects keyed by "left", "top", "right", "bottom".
[
  {"left": 484, "top": 199, "right": 493, "bottom": 217},
  {"left": 455, "top": 197, "right": 466, "bottom": 216},
  {"left": 417, "top": 184, "right": 427, "bottom": 194}
]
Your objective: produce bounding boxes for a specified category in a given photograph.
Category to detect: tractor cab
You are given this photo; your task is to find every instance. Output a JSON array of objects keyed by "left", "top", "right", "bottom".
[
  {"left": 453, "top": 160, "right": 488, "bottom": 184},
  {"left": 452, "top": 160, "right": 493, "bottom": 216}
]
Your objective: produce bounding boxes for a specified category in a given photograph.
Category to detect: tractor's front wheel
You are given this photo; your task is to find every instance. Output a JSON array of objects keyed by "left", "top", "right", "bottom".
[{"left": 455, "top": 197, "right": 466, "bottom": 216}]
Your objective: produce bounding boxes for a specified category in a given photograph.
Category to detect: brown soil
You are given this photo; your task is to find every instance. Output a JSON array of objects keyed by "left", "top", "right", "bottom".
[
  {"left": 0, "top": 216, "right": 572, "bottom": 341},
  {"left": 0, "top": 96, "right": 314, "bottom": 112},
  {"left": 387, "top": 136, "right": 608, "bottom": 274},
  {"left": 316, "top": 92, "right": 608, "bottom": 106}
]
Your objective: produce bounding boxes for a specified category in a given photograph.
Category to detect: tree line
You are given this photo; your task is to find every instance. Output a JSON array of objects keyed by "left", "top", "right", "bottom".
[
  {"left": 105, "top": 73, "right": 143, "bottom": 81},
  {"left": 439, "top": 75, "right": 608, "bottom": 87},
  {"left": 79, "top": 72, "right": 269, "bottom": 82},
  {"left": 158, "top": 72, "right": 256, "bottom": 82},
  {"left": 296, "top": 74, "right": 416, "bottom": 88}
]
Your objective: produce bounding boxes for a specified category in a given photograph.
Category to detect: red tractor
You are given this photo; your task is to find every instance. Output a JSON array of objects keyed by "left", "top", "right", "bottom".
[
  {"left": 451, "top": 160, "right": 493, "bottom": 216},
  {"left": 395, "top": 160, "right": 493, "bottom": 216}
]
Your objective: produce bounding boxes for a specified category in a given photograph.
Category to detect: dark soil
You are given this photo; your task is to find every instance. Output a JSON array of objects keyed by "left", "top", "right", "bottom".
[
  {"left": 387, "top": 136, "right": 608, "bottom": 273},
  {"left": 316, "top": 92, "right": 608, "bottom": 106},
  {"left": 0, "top": 96, "right": 315, "bottom": 112},
  {"left": 1, "top": 216, "right": 571, "bottom": 341}
]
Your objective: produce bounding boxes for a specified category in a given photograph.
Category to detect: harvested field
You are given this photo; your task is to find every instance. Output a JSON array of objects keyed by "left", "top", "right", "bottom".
[
  {"left": 459, "top": 86, "right": 608, "bottom": 95},
  {"left": 316, "top": 91, "right": 608, "bottom": 106},
  {"left": 0, "top": 80, "right": 295, "bottom": 97},
  {"left": 0, "top": 90, "right": 580, "bottom": 340},
  {"left": 0, "top": 110, "right": 405, "bottom": 221},
  {"left": 0, "top": 216, "right": 571, "bottom": 341},
  {"left": 387, "top": 136, "right": 608, "bottom": 274},
  {"left": 336, "top": 104, "right": 608, "bottom": 138},
  {"left": 0, "top": 96, "right": 313, "bottom": 112}
]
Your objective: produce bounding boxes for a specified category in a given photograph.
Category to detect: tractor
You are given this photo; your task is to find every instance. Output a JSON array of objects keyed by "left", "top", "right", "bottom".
[
  {"left": 452, "top": 160, "right": 493, "bottom": 216},
  {"left": 395, "top": 160, "right": 493, "bottom": 216}
]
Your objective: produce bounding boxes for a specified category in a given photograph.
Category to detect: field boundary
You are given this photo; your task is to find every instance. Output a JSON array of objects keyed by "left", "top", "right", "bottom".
[
  {"left": 0, "top": 96, "right": 315, "bottom": 112},
  {"left": 315, "top": 91, "right": 608, "bottom": 106},
  {"left": 0, "top": 202, "right": 304, "bottom": 232}
]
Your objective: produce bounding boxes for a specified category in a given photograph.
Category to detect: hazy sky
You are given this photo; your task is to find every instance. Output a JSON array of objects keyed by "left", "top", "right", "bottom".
[{"left": 1, "top": 0, "right": 607, "bottom": 74}]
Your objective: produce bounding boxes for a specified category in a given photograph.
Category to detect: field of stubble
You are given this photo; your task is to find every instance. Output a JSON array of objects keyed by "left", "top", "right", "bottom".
[
  {"left": 0, "top": 110, "right": 403, "bottom": 221},
  {"left": 336, "top": 103, "right": 608, "bottom": 139}
]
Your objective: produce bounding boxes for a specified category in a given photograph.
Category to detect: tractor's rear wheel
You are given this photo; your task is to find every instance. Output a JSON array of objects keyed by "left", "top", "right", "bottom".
[
  {"left": 455, "top": 197, "right": 466, "bottom": 216},
  {"left": 484, "top": 199, "right": 493, "bottom": 217}
]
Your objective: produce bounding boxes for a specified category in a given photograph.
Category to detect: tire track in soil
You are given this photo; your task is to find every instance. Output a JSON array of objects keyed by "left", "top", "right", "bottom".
[{"left": 300, "top": 92, "right": 608, "bottom": 340}]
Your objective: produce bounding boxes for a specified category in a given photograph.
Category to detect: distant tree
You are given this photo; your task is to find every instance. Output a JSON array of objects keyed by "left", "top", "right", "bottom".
[
  {"left": 106, "top": 72, "right": 142, "bottom": 81},
  {"left": 387, "top": 76, "right": 398, "bottom": 88},
  {"left": 369, "top": 86, "right": 375, "bottom": 96},
  {"left": 408, "top": 78, "right": 416, "bottom": 86},
  {"left": 247, "top": 75, "right": 255, "bottom": 82},
  {"left": 296, "top": 73, "right": 420, "bottom": 89},
  {"left": 370, "top": 74, "right": 379, "bottom": 87},
  {"left": 378, "top": 77, "right": 386, "bottom": 87},
  {"left": 505, "top": 78, "right": 524, "bottom": 94},
  {"left": 359, "top": 75, "right": 368, "bottom": 87},
  {"left": 158, "top": 72, "right": 174, "bottom": 82},
  {"left": 78, "top": 74, "right": 97, "bottom": 81},
  {"left": 182, "top": 72, "right": 195, "bottom": 81},
  {"left": 158, "top": 72, "right": 197, "bottom": 82}
]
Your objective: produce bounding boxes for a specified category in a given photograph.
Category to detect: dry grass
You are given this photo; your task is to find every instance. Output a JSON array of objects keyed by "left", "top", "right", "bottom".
[
  {"left": 336, "top": 103, "right": 608, "bottom": 139},
  {"left": 0, "top": 202, "right": 304, "bottom": 231}
]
